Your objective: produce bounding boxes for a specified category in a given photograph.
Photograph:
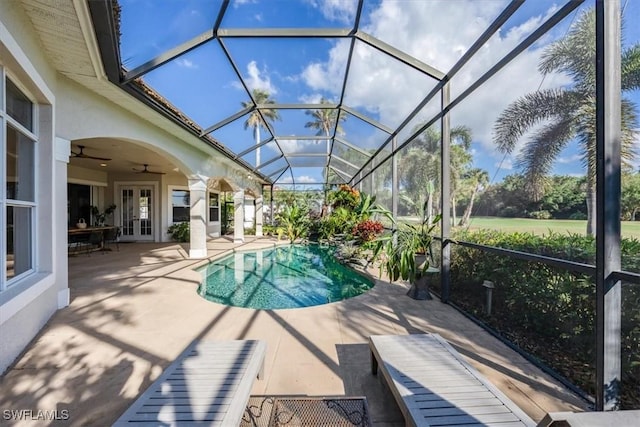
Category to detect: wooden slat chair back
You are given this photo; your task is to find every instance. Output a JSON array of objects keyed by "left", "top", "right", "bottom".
[
  {"left": 370, "top": 334, "right": 535, "bottom": 427},
  {"left": 113, "top": 340, "right": 266, "bottom": 427}
]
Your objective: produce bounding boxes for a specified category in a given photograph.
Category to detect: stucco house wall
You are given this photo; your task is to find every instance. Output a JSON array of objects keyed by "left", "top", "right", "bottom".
[{"left": 0, "top": 1, "right": 258, "bottom": 373}]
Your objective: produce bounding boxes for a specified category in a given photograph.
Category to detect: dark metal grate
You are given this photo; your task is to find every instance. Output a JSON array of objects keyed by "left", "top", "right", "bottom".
[{"left": 242, "top": 396, "right": 371, "bottom": 427}]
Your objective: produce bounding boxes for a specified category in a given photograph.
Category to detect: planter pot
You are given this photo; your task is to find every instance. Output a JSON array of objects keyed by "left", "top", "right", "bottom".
[
  {"left": 406, "top": 254, "right": 438, "bottom": 300},
  {"left": 407, "top": 275, "right": 432, "bottom": 300}
]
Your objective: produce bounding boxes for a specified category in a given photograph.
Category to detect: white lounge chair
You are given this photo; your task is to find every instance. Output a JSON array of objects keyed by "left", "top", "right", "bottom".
[
  {"left": 537, "top": 410, "right": 640, "bottom": 426},
  {"left": 369, "top": 333, "right": 535, "bottom": 427},
  {"left": 113, "top": 340, "right": 266, "bottom": 427}
]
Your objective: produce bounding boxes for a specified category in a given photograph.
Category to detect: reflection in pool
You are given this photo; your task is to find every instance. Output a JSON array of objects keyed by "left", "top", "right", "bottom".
[{"left": 197, "top": 244, "right": 374, "bottom": 309}]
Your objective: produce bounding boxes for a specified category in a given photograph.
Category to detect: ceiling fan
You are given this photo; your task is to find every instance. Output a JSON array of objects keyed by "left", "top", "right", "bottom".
[
  {"left": 133, "top": 164, "right": 166, "bottom": 175},
  {"left": 71, "top": 145, "right": 112, "bottom": 161}
]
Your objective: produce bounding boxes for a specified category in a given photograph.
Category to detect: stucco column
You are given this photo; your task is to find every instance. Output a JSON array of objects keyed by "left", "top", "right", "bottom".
[
  {"left": 188, "top": 177, "right": 208, "bottom": 259},
  {"left": 234, "top": 190, "right": 245, "bottom": 243},
  {"left": 55, "top": 137, "right": 70, "bottom": 308},
  {"left": 255, "top": 196, "right": 263, "bottom": 237}
]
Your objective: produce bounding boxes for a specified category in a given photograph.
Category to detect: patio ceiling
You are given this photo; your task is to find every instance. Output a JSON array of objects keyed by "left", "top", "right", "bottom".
[{"left": 88, "top": 0, "right": 582, "bottom": 187}]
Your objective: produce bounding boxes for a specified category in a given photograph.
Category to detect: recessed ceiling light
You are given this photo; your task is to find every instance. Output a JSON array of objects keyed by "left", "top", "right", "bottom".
[{"left": 100, "top": 163, "right": 107, "bottom": 167}]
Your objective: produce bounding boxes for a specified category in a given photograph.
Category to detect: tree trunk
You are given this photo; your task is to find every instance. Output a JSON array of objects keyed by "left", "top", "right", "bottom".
[
  {"left": 426, "top": 191, "right": 433, "bottom": 225},
  {"left": 254, "top": 125, "right": 261, "bottom": 166},
  {"left": 586, "top": 181, "right": 596, "bottom": 236},
  {"left": 451, "top": 196, "right": 457, "bottom": 226},
  {"left": 459, "top": 185, "right": 479, "bottom": 226}
]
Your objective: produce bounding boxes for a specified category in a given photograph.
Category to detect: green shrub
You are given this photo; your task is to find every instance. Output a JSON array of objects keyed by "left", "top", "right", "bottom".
[
  {"left": 276, "top": 203, "right": 310, "bottom": 243},
  {"left": 528, "top": 210, "right": 552, "bottom": 219},
  {"left": 168, "top": 222, "right": 189, "bottom": 242},
  {"left": 569, "top": 211, "right": 588, "bottom": 220},
  {"left": 447, "top": 229, "right": 640, "bottom": 407}
]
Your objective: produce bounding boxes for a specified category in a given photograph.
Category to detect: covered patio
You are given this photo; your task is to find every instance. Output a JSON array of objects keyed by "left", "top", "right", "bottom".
[{"left": 0, "top": 240, "right": 585, "bottom": 425}]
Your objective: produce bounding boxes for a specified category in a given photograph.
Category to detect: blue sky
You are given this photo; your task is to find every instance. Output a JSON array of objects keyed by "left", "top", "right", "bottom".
[{"left": 119, "top": 0, "right": 640, "bottom": 187}]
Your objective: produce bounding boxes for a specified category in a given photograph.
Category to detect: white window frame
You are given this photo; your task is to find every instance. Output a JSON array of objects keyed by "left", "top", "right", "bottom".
[
  {"left": 1, "top": 71, "right": 38, "bottom": 291},
  {"left": 168, "top": 185, "right": 190, "bottom": 225},
  {"left": 208, "top": 191, "right": 220, "bottom": 224}
]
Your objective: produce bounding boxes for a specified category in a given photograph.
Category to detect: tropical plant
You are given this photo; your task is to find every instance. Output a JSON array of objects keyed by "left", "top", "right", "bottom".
[
  {"left": 352, "top": 219, "right": 385, "bottom": 243},
  {"left": 328, "top": 184, "right": 360, "bottom": 209},
  {"left": 305, "top": 97, "right": 346, "bottom": 152},
  {"left": 305, "top": 97, "right": 346, "bottom": 136},
  {"left": 90, "top": 204, "right": 116, "bottom": 226},
  {"left": 374, "top": 202, "right": 441, "bottom": 284},
  {"left": 242, "top": 88, "right": 280, "bottom": 166},
  {"left": 493, "top": 8, "right": 640, "bottom": 235},
  {"left": 276, "top": 203, "right": 310, "bottom": 243},
  {"left": 401, "top": 125, "right": 473, "bottom": 222},
  {"left": 168, "top": 221, "right": 189, "bottom": 242}
]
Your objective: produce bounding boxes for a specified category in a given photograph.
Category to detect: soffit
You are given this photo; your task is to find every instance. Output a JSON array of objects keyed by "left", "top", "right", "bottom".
[{"left": 18, "top": 0, "right": 266, "bottom": 183}]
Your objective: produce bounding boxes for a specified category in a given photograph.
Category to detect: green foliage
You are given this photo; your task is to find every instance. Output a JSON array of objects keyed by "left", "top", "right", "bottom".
[
  {"left": 276, "top": 203, "right": 310, "bottom": 243},
  {"left": 474, "top": 174, "right": 588, "bottom": 219},
  {"left": 168, "top": 222, "right": 189, "bottom": 242},
  {"left": 90, "top": 204, "right": 116, "bottom": 226},
  {"left": 328, "top": 184, "right": 360, "bottom": 210},
  {"left": 493, "top": 8, "right": 639, "bottom": 235},
  {"left": 622, "top": 172, "right": 640, "bottom": 220},
  {"left": 319, "top": 207, "right": 354, "bottom": 239},
  {"left": 263, "top": 224, "right": 277, "bottom": 235},
  {"left": 374, "top": 201, "right": 441, "bottom": 283},
  {"left": 528, "top": 210, "right": 552, "bottom": 219},
  {"left": 319, "top": 192, "right": 391, "bottom": 242},
  {"left": 448, "top": 229, "right": 640, "bottom": 407}
]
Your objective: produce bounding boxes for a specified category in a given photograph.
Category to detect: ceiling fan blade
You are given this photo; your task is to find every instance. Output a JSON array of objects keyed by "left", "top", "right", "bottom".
[
  {"left": 83, "top": 154, "right": 112, "bottom": 161},
  {"left": 133, "top": 164, "right": 166, "bottom": 175},
  {"left": 71, "top": 145, "right": 111, "bottom": 161}
]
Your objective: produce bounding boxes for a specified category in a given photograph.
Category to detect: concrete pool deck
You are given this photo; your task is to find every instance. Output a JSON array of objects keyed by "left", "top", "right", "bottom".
[{"left": 0, "top": 237, "right": 587, "bottom": 426}]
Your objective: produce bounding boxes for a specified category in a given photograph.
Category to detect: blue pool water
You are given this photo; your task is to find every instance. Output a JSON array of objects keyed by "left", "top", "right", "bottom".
[{"left": 197, "top": 244, "right": 374, "bottom": 309}]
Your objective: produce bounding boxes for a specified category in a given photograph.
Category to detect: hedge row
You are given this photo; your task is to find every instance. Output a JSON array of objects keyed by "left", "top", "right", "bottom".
[{"left": 437, "top": 229, "right": 640, "bottom": 409}]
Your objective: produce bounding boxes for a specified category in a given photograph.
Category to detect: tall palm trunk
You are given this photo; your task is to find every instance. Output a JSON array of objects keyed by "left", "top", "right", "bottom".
[
  {"left": 451, "top": 196, "right": 457, "bottom": 226},
  {"left": 254, "top": 125, "right": 261, "bottom": 166},
  {"left": 459, "top": 184, "right": 480, "bottom": 226},
  {"left": 426, "top": 192, "right": 433, "bottom": 225},
  {"left": 586, "top": 179, "right": 596, "bottom": 236}
]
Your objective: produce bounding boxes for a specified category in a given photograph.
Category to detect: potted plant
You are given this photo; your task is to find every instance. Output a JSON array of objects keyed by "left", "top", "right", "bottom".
[
  {"left": 90, "top": 204, "right": 116, "bottom": 227},
  {"left": 374, "top": 206, "right": 440, "bottom": 300}
]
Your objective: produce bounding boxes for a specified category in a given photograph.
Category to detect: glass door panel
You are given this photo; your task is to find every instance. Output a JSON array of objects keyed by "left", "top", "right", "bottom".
[{"left": 120, "top": 186, "right": 154, "bottom": 241}]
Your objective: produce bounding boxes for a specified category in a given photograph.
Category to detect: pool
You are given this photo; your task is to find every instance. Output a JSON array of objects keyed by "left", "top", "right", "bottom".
[{"left": 197, "top": 244, "right": 374, "bottom": 309}]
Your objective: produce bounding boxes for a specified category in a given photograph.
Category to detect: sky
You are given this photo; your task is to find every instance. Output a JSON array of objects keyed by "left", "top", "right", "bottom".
[{"left": 118, "top": 0, "right": 640, "bottom": 188}]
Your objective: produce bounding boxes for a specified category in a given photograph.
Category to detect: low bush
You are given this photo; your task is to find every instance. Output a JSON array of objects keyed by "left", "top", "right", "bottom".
[
  {"left": 448, "top": 229, "right": 640, "bottom": 408},
  {"left": 168, "top": 222, "right": 189, "bottom": 242}
]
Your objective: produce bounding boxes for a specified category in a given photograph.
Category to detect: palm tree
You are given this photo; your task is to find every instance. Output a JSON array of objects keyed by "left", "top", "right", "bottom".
[
  {"left": 305, "top": 98, "right": 347, "bottom": 193},
  {"left": 305, "top": 98, "right": 346, "bottom": 154},
  {"left": 401, "top": 125, "right": 473, "bottom": 223},
  {"left": 305, "top": 98, "right": 345, "bottom": 136},
  {"left": 242, "top": 89, "right": 280, "bottom": 166},
  {"left": 458, "top": 168, "right": 489, "bottom": 226},
  {"left": 493, "top": 8, "right": 640, "bottom": 235}
]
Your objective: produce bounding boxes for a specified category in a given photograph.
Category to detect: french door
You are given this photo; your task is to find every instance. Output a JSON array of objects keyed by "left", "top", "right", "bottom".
[{"left": 120, "top": 186, "right": 154, "bottom": 241}]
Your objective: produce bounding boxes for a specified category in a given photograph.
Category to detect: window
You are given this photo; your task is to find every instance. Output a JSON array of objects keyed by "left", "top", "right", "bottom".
[
  {"left": 171, "top": 189, "right": 190, "bottom": 223},
  {"left": 209, "top": 192, "right": 219, "bottom": 222},
  {"left": 2, "top": 75, "right": 36, "bottom": 288}
]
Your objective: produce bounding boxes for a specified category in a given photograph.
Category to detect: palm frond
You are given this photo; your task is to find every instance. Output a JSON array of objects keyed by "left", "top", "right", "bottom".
[
  {"left": 493, "top": 89, "right": 579, "bottom": 153},
  {"left": 451, "top": 125, "right": 472, "bottom": 149},
  {"left": 517, "top": 117, "right": 576, "bottom": 200},
  {"left": 243, "top": 89, "right": 280, "bottom": 131},
  {"left": 621, "top": 98, "right": 640, "bottom": 169},
  {"left": 539, "top": 9, "right": 595, "bottom": 91},
  {"left": 622, "top": 44, "right": 640, "bottom": 92}
]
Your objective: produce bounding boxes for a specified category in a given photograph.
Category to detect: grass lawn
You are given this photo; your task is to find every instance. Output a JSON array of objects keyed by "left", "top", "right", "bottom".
[
  {"left": 463, "top": 216, "right": 640, "bottom": 240},
  {"left": 397, "top": 216, "right": 640, "bottom": 239}
]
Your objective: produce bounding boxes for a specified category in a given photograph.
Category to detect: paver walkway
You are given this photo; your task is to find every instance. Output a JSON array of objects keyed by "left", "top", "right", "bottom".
[{"left": 0, "top": 238, "right": 586, "bottom": 426}]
